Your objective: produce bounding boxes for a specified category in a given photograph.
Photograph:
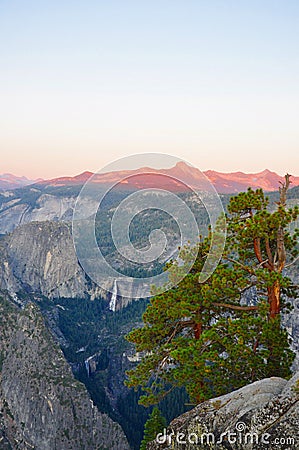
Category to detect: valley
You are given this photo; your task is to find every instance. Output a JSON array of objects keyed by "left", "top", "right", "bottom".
[{"left": 0, "top": 168, "right": 298, "bottom": 449}]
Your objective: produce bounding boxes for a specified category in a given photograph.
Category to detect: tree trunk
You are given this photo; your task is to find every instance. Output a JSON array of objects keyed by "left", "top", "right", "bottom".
[
  {"left": 193, "top": 322, "right": 202, "bottom": 339},
  {"left": 268, "top": 279, "right": 280, "bottom": 319}
]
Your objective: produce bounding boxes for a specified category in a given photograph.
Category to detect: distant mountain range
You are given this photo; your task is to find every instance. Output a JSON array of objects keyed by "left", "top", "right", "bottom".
[
  {"left": 0, "top": 173, "right": 42, "bottom": 190},
  {"left": 2, "top": 164, "right": 299, "bottom": 194},
  {"left": 204, "top": 168, "right": 299, "bottom": 194}
]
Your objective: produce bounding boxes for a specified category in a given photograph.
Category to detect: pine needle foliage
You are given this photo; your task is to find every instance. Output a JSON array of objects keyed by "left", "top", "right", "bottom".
[
  {"left": 126, "top": 176, "right": 299, "bottom": 406},
  {"left": 139, "top": 407, "right": 166, "bottom": 450}
]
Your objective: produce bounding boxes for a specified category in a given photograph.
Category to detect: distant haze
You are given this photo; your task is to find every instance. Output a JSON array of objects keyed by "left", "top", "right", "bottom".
[
  {"left": 0, "top": 2, "right": 298, "bottom": 178},
  {"left": 1, "top": 164, "right": 298, "bottom": 194}
]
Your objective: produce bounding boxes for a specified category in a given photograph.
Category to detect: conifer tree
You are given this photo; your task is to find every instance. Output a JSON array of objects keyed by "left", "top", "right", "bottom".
[
  {"left": 126, "top": 176, "right": 299, "bottom": 406},
  {"left": 140, "top": 407, "right": 166, "bottom": 450}
]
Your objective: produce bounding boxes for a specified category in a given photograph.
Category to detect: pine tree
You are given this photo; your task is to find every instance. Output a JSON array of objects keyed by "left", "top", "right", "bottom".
[
  {"left": 125, "top": 176, "right": 299, "bottom": 406},
  {"left": 140, "top": 407, "right": 166, "bottom": 450}
]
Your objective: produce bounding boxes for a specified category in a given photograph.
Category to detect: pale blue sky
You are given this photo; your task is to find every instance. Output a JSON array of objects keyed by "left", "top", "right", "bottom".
[{"left": 0, "top": 1, "right": 298, "bottom": 178}]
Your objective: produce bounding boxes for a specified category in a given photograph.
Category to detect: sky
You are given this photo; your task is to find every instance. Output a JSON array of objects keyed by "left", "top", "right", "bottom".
[{"left": 0, "top": 0, "right": 298, "bottom": 179}]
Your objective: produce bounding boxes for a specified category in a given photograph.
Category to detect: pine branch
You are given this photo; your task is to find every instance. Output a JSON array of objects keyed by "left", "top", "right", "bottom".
[
  {"left": 285, "top": 254, "right": 299, "bottom": 268},
  {"left": 213, "top": 302, "right": 258, "bottom": 311},
  {"left": 223, "top": 256, "right": 254, "bottom": 274},
  {"left": 254, "top": 237, "right": 272, "bottom": 270},
  {"left": 265, "top": 237, "right": 273, "bottom": 267}
]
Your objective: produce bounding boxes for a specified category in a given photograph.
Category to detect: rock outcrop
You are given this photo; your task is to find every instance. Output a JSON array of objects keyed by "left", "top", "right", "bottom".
[
  {"left": 148, "top": 373, "right": 299, "bottom": 450},
  {"left": 0, "top": 295, "right": 130, "bottom": 449},
  {"left": 0, "top": 191, "right": 76, "bottom": 234},
  {"left": 0, "top": 221, "right": 101, "bottom": 300},
  {"left": 0, "top": 221, "right": 143, "bottom": 308}
]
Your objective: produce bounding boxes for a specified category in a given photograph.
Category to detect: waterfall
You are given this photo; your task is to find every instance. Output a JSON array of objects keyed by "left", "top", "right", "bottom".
[
  {"left": 109, "top": 280, "right": 117, "bottom": 312},
  {"left": 85, "top": 355, "right": 94, "bottom": 376},
  {"left": 85, "top": 358, "right": 90, "bottom": 376}
]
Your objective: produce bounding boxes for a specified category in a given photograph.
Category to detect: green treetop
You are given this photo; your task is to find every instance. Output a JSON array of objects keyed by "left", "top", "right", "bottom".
[{"left": 139, "top": 407, "right": 166, "bottom": 450}]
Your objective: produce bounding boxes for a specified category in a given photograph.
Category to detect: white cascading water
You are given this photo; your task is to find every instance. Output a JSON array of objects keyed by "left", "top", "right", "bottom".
[{"left": 109, "top": 280, "right": 117, "bottom": 312}]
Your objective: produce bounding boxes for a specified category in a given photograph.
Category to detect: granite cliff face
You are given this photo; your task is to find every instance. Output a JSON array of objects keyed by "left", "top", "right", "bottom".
[
  {"left": 148, "top": 373, "right": 299, "bottom": 450},
  {"left": 0, "top": 296, "right": 130, "bottom": 450},
  {"left": 0, "top": 221, "right": 101, "bottom": 300},
  {"left": 0, "top": 191, "right": 77, "bottom": 234},
  {"left": 0, "top": 220, "right": 145, "bottom": 307}
]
